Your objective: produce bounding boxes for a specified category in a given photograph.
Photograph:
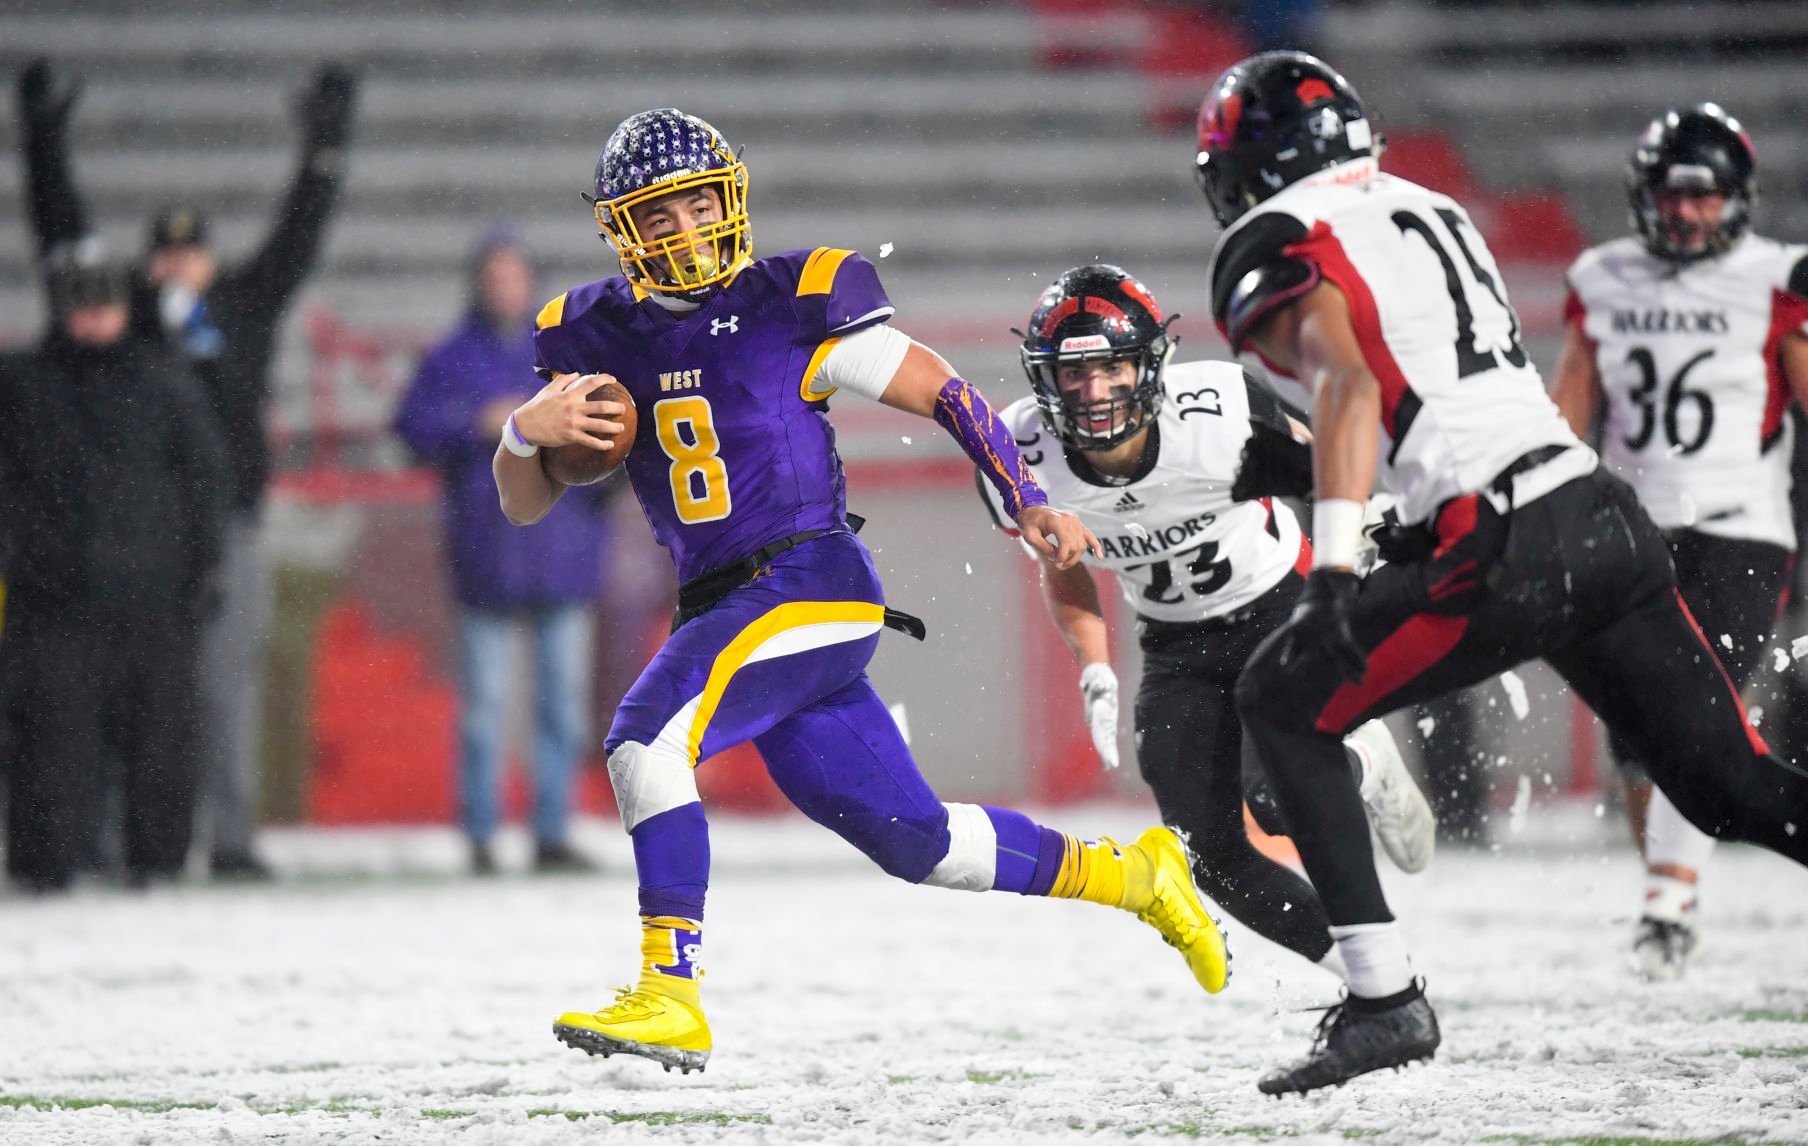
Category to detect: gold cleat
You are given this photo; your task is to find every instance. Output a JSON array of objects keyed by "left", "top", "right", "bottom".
[
  {"left": 553, "top": 984, "right": 711, "bottom": 1074},
  {"left": 1125, "top": 827, "right": 1231, "bottom": 994}
]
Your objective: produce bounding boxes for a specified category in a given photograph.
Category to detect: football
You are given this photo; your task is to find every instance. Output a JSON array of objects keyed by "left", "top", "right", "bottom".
[{"left": 541, "top": 378, "right": 636, "bottom": 487}]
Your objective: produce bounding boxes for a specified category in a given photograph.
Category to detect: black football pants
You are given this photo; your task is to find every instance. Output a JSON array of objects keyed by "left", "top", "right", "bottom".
[
  {"left": 1609, "top": 529, "right": 1792, "bottom": 781},
  {"left": 1237, "top": 467, "right": 1808, "bottom": 928},
  {"left": 4, "top": 607, "right": 202, "bottom": 887},
  {"left": 1136, "top": 572, "right": 1344, "bottom": 965}
]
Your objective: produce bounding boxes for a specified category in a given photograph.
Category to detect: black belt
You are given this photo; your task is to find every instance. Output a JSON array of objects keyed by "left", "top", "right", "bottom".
[
  {"left": 1488, "top": 444, "right": 1570, "bottom": 499},
  {"left": 671, "top": 514, "right": 926, "bottom": 640}
]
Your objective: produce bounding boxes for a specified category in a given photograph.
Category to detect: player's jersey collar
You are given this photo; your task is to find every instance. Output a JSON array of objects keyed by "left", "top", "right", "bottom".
[{"left": 1063, "top": 421, "right": 1161, "bottom": 488}]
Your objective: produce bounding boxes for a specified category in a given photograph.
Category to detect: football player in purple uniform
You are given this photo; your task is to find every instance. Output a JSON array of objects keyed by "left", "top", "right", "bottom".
[{"left": 491, "top": 108, "right": 1229, "bottom": 1074}]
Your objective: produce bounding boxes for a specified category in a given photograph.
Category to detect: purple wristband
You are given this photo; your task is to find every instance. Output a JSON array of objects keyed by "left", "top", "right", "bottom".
[{"left": 932, "top": 377, "right": 1048, "bottom": 520}]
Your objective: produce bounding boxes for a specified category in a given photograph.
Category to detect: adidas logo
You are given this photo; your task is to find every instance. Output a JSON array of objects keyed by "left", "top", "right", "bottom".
[{"left": 1111, "top": 490, "right": 1143, "bottom": 514}]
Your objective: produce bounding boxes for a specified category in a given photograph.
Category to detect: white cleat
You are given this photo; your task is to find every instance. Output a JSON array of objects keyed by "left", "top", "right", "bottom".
[
  {"left": 1630, "top": 916, "right": 1697, "bottom": 981},
  {"left": 1348, "top": 719, "right": 1436, "bottom": 874}
]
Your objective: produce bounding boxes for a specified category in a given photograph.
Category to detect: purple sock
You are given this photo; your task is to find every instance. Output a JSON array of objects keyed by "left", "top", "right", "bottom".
[
  {"left": 631, "top": 803, "right": 709, "bottom": 921},
  {"left": 983, "top": 805, "right": 1067, "bottom": 896}
]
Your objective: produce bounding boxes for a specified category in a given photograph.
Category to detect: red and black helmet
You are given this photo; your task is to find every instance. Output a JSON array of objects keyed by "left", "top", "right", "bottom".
[
  {"left": 1627, "top": 103, "right": 1756, "bottom": 263},
  {"left": 1018, "top": 264, "right": 1175, "bottom": 451},
  {"left": 1194, "top": 51, "right": 1379, "bottom": 227}
]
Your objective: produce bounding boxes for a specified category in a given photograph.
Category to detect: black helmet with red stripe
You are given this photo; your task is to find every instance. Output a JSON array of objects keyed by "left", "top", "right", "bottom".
[
  {"left": 1627, "top": 103, "right": 1756, "bottom": 263},
  {"left": 1194, "top": 51, "right": 1380, "bottom": 227},
  {"left": 1018, "top": 264, "right": 1175, "bottom": 451}
]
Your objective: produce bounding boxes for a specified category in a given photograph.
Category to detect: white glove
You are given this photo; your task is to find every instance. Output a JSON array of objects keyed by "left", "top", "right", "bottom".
[{"left": 1078, "top": 662, "right": 1120, "bottom": 771}]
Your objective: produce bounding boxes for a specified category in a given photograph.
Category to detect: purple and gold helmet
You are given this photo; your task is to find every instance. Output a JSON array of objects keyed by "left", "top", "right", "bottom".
[{"left": 587, "top": 108, "right": 751, "bottom": 300}]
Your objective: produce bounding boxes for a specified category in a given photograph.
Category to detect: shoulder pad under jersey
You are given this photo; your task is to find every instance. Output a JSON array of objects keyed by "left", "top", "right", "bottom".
[
  {"left": 783, "top": 247, "right": 896, "bottom": 343},
  {"left": 1789, "top": 251, "right": 1808, "bottom": 300},
  {"left": 1231, "top": 368, "right": 1313, "bottom": 501},
  {"left": 1211, "top": 213, "right": 1319, "bottom": 353}
]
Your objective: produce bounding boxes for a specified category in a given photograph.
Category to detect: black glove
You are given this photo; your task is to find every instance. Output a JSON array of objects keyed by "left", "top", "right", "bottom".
[
  {"left": 1275, "top": 568, "right": 1367, "bottom": 683},
  {"left": 298, "top": 61, "right": 358, "bottom": 150},
  {"left": 1230, "top": 421, "right": 1315, "bottom": 501},
  {"left": 18, "top": 57, "right": 81, "bottom": 133}
]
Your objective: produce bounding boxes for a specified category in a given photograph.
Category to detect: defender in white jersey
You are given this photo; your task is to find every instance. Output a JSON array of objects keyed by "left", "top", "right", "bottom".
[
  {"left": 1197, "top": 52, "right": 1808, "bottom": 1096},
  {"left": 974, "top": 265, "right": 1436, "bottom": 979},
  {"left": 1553, "top": 103, "right": 1808, "bottom": 980}
]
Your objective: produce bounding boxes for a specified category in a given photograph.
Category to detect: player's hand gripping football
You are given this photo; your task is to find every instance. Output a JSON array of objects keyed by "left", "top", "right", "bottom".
[
  {"left": 1018, "top": 504, "right": 1101, "bottom": 570},
  {"left": 515, "top": 372, "right": 629, "bottom": 452},
  {"left": 1078, "top": 662, "right": 1120, "bottom": 771},
  {"left": 1275, "top": 568, "right": 1367, "bottom": 682}
]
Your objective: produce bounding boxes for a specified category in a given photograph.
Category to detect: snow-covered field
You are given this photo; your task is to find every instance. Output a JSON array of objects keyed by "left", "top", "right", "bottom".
[{"left": 2, "top": 804, "right": 1805, "bottom": 1145}]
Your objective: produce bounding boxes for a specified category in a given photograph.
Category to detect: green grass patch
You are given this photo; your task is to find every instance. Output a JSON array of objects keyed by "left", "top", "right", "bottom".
[
  {"left": 1738, "top": 1008, "right": 1807, "bottom": 1023},
  {"left": 0, "top": 1094, "right": 215, "bottom": 1115},
  {"left": 1117, "top": 1125, "right": 1398, "bottom": 1140},
  {"left": 1124, "top": 1125, "right": 1295, "bottom": 1140},
  {"left": 965, "top": 1069, "right": 1044, "bottom": 1085},
  {"left": 1738, "top": 1045, "right": 1808, "bottom": 1058},
  {"left": 1482, "top": 1127, "right": 1764, "bottom": 1135},
  {"left": 258, "top": 1096, "right": 378, "bottom": 1116},
  {"left": 524, "top": 1109, "right": 772, "bottom": 1126},
  {"left": 419, "top": 1108, "right": 474, "bottom": 1119},
  {"left": 886, "top": 1074, "right": 917, "bottom": 1085}
]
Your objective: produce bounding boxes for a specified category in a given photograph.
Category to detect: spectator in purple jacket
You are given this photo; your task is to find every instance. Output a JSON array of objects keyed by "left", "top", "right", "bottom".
[{"left": 394, "top": 224, "right": 612, "bottom": 874}]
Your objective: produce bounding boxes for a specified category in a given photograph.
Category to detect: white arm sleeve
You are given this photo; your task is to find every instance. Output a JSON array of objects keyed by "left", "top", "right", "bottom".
[{"left": 815, "top": 322, "right": 913, "bottom": 402}]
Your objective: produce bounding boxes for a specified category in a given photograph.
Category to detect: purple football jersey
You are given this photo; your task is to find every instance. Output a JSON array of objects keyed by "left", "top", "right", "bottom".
[{"left": 533, "top": 248, "right": 895, "bottom": 582}]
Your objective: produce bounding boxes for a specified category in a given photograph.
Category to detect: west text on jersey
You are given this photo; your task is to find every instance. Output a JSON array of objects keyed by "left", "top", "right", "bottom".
[{"left": 659, "top": 369, "right": 704, "bottom": 392}]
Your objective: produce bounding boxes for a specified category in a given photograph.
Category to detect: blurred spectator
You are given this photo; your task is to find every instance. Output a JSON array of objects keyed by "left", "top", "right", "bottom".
[
  {"left": 16, "top": 58, "right": 359, "bottom": 879},
  {"left": 394, "top": 226, "right": 613, "bottom": 875},
  {"left": 0, "top": 250, "right": 229, "bottom": 893}
]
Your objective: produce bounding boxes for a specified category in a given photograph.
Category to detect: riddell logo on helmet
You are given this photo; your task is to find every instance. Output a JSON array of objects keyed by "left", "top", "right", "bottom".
[{"left": 1060, "top": 334, "right": 1112, "bottom": 353}]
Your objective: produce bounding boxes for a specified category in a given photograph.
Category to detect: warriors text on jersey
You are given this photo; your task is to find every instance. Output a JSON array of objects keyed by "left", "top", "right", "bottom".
[
  {"left": 1565, "top": 234, "right": 1808, "bottom": 549},
  {"left": 976, "top": 361, "right": 1308, "bottom": 624},
  {"left": 532, "top": 247, "right": 893, "bottom": 581},
  {"left": 1208, "top": 170, "right": 1593, "bottom": 525}
]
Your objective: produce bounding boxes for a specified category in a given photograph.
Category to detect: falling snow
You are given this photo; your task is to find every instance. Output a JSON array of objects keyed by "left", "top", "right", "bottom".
[
  {"left": 0, "top": 815, "right": 1803, "bottom": 1145},
  {"left": 1498, "top": 671, "right": 1530, "bottom": 721}
]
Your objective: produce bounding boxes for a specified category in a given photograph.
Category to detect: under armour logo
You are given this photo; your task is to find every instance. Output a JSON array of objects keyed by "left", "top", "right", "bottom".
[{"left": 710, "top": 316, "right": 739, "bottom": 336}]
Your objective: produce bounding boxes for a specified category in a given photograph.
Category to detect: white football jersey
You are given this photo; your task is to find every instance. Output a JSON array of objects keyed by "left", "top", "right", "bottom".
[
  {"left": 1566, "top": 234, "right": 1808, "bottom": 550},
  {"left": 977, "top": 361, "right": 1306, "bottom": 624},
  {"left": 1209, "top": 170, "right": 1592, "bottom": 526}
]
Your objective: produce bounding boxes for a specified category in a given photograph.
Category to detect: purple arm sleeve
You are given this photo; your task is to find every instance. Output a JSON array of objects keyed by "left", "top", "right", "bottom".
[{"left": 932, "top": 378, "right": 1047, "bottom": 520}]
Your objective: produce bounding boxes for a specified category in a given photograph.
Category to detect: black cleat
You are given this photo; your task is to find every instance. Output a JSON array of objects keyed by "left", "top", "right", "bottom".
[{"left": 1257, "top": 983, "right": 1440, "bottom": 1096}]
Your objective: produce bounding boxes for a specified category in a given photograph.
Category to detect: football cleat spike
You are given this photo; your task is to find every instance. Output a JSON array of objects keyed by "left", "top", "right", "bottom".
[
  {"left": 1257, "top": 983, "right": 1440, "bottom": 1096},
  {"left": 553, "top": 984, "right": 712, "bottom": 1073},
  {"left": 1126, "top": 827, "right": 1232, "bottom": 994},
  {"left": 1349, "top": 719, "right": 1436, "bottom": 874},
  {"left": 1630, "top": 915, "right": 1698, "bottom": 981}
]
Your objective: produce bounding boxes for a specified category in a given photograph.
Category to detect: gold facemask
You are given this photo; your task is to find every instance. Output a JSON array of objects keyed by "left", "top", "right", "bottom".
[{"left": 595, "top": 164, "right": 752, "bottom": 295}]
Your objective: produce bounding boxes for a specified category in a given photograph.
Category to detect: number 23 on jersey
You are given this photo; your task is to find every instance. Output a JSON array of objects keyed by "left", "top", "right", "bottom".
[{"left": 654, "top": 396, "right": 732, "bottom": 524}]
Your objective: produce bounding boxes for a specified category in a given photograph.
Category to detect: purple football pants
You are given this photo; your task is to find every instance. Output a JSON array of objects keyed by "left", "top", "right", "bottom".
[{"left": 606, "top": 532, "right": 1059, "bottom": 921}]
